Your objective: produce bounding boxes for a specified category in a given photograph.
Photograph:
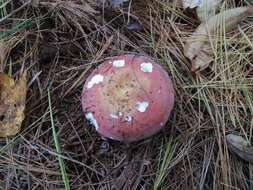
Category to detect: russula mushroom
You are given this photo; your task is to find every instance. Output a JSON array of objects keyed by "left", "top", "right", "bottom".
[{"left": 82, "top": 54, "right": 174, "bottom": 142}]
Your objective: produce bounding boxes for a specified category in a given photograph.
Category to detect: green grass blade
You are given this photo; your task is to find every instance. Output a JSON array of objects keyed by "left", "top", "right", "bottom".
[
  {"left": 0, "top": 18, "right": 33, "bottom": 39},
  {"left": 153, "top": 139, "right": 178, "bottom": 190},
  {"left": 48, "top": 90, "right": 70, "bottom": 190}
]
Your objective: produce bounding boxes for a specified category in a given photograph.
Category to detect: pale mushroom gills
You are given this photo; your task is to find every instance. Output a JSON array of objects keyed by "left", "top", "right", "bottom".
[{"left": 82, "top": 54, "right": 175, "bottom": 142}]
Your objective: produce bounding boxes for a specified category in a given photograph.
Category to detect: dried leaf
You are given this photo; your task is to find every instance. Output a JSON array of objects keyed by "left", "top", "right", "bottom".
[
  {"left": 0, "top": 72, "right": 27, "bottom": 137},
  {"left": 226, "top": 134, "right": 253, "bottom": 163},
  {"left": 184, "top": 6, "right": 253, "bottom": 72},
  {"left": 97, "top": 0, "right": 128, "bottom": 7},
  {"left": 182, "top": 0, "right": 203, "bottom": 9},
  {"left": 182, "top": 0, "right": 222, "bottom": 21},
  {"left": 196, "top": 0, "right": 222, "bottom": 21},
  {"left": 111, "top": 0, "right": 128, "bottom": 7}
]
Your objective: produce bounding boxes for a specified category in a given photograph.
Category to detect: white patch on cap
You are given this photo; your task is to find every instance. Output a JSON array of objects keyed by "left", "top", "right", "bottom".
[
  {"left": 110, "top": 113, "right": 119, "bottom": 119},
  {"left": 85, "top": 112, "right": 99, "bottom": 130},
  {"left": 140, "top": 63, "right": 153, "bottom": 73},
  {"left": 136, "top": 101, "right": 149, "bottom": 112},
  {"left": 125, "top": 115, "right": 132, "bottom": 122},
  {"left": 113, "top": 60, "right": 125, "bottom": 67},
  {"left": 118, "top": 112, "right": 123, "bottom": 117},
  {"left": 87, "top": 74, "right": 104, "bottom": 89}
]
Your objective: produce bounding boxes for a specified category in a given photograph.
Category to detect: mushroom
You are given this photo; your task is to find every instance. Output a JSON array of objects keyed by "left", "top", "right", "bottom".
[{"left": 82, "top": 54, "right": 175, "bottom": 142}]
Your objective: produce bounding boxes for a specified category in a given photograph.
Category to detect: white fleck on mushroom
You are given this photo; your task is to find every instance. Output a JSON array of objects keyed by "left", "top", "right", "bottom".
[
  {"left": 85, "top": 112, "right": 99, "bottom": 130},
  {"left": 113, "top": 60, "right": 125, "bottom": 67},
  {"left": 110, "top": 113, "right": 119, "bottom": 119},
  {"left": 136, "top": 101, "right": 149, "bottom": 112},
  {"left": 125, "top": 115, "right": 132, "bottom": 122},
  {"left": 87, "top": 74, "right": 104, "bottom": 89},
  {"left": 140, "top": 63, "right": 153, "bottom": 73}
]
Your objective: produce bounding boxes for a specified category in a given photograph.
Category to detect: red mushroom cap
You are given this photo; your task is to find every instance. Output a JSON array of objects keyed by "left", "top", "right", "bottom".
[{"left": 82, "top": 54, "right": 174, "bottom": 142}]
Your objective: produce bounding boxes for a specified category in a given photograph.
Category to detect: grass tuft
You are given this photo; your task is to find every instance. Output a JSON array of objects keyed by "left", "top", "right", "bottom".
[{"left": 153, "top": 139, "right": 178, "bottom": 190}]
